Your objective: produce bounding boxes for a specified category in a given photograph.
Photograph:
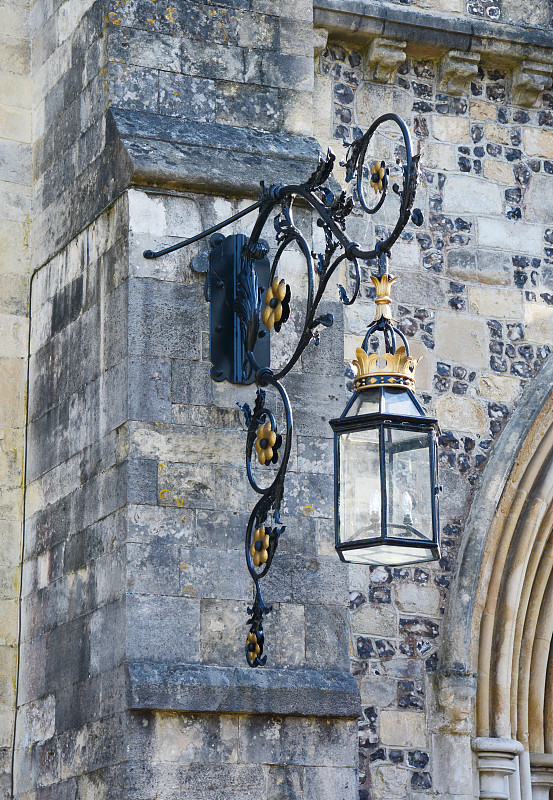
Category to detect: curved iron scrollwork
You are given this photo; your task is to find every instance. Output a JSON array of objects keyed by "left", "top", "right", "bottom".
[{"left": 144, "top": 113, "right": 422, "bottom": 667}]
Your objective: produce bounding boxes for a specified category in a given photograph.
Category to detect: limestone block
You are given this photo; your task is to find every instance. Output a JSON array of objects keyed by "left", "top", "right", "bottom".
[
  {"left": 422, "top": 142, "right": 457, "bottom": 171},
  {"left": 372, "top": 764, "right": 410, "bottom": 798},
  {"left": 470, "top": 100, "right": 497, "bottom": 121},
  {"left": 0, "top": 708, "right": 15, "bottom": 750},
  {"left": 379, "top": 710, "right": 426, "bottom": 747},
  {"left": 478, "top": 218, "right": 543, "bottom": 253},
  {"left": 0, "top": 103, "right": 31, "bottom": 143},
  {"left": 0, "top": 357, "right": 26, "bottom": 428},
  {"left": 365, "top": 38, "right": 407, "bottom": 84},
  {"left": 485, "top": 123, "right": 511, "bottom": 146},
  {"left": 433, "top": 733, "right": 474, "bottom": 793},
  {"left": 15, "top": 695, "right": 55, "bottom": 748},
  {"left": 126, "top": 594, "right": 201, "bottom": 663},
  {"left": 357, "top": 678, "right": 396, "bottom": 709},
  {"left": 512, "top": 60, "right": 553, "bottom": 108},
  {"left": 442, "top": 175, "right": 501, "bottom": 215},
  {"left": 154, "top": 713, "right": 239, "bottom": 764},
  {"left": 435, "top": 395, "right": 487, "bottom": 434},
  {"left": 313, "top": 27, "right": 328, "bottom": 57},
  {"left": 524, "top": 303, "right": 553, "bottom": 342},
  {"left": 524, "top": 127, "right": 553, "bottom": 158},
  {"left": 395, "top": 582, "right": 441, "bottom": 615},
  {"left": 439, "top": 51, "right": 480, "bottom": 96},
  {"left": 469, "top": 286, "right": 522, "bottom": 319},
  {"left": 435, "top": 312, "right": 489, "bottom": 368},
  {"left": 479, "top": 375, "right": 521, "bottom": 404},
  {"left": 351, "top": 603, "right": 396, "bottom": 636},
  {"left": 447, "top": 248, "right": 510, "bottom": 286},
  {"left": 524, "top": 174, "right": 553, "bottom": 223},
  {"left": 304, "top": 765, "right": 358, "bottom": 800},
  {"left": 483, "top": 159, "right": 513, "bottom": 183},
  {"left": 130, "top": 423, "right": 244, "bottom": 469}
]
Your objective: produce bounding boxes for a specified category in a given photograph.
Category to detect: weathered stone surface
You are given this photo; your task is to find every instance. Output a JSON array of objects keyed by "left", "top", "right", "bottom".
[{"left": 127, "top": 663, "right": 361, "bottom": 718}]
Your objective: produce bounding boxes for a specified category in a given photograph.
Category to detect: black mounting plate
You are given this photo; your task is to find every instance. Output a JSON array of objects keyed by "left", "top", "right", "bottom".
[{"left": 209, "top": 233, "right": 270, "bottom": 385}]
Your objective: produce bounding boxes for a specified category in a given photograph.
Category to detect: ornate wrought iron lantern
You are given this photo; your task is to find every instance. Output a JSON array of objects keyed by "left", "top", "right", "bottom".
[
  {"left": 143, "top": 113, "right": 441, "bottom": 666},
  {"left": 330, "top": 276, "right": 440, "bottom": 567}
]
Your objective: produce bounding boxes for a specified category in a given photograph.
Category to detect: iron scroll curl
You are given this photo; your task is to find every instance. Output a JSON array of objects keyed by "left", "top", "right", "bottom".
[{"left": 144, "top": 113, "right": 422, "bottom": 666}]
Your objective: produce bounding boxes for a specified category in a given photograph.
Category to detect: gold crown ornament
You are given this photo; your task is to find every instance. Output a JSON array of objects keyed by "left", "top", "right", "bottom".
[{"left": 353, "top": 346, "right": 418, "bottom": 390}]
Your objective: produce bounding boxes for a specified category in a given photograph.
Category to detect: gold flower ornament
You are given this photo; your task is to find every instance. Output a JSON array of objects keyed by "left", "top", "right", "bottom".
[
  {"left": 246, "top": 631, "right": 260, "bottom": 663},
  {"left": 255, "top": 420, "right": 282, "bottom": 466},
  {"left": 250, "top": 524, "right": 270, "bottom": 567},
  {"left": 262, "top": 278, "right": 291, "bottom": 332},
  {"left": 370, "top": 161, "right": 387, "bottom": 194}
]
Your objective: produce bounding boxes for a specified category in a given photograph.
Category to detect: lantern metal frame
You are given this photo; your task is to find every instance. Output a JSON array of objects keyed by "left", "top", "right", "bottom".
[
  {"left": 331, "top": 387, "right": 441, "bottom": 565},
  {"left": 143, "top": 112, "right": 438, "bottom": 667}
]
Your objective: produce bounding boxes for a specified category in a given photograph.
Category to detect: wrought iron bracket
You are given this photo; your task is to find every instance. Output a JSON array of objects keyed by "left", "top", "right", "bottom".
[
  {"left": 143, "top": 112, "right": 424, "bottom": 667},
  {"left": 208, "top": 232, "right": 270, "bottom": 384}
]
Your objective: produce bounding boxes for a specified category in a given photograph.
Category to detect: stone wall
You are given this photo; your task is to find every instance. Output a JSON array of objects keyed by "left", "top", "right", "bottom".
[
  {"left": 6, "top": 1, "right": 553, "bottom": 799},
  {"left": 0, "top": 1, "right": 32, "bottom": 797},
  {"left": 310, "top": 22, "right": 553, "bottom": 800}
]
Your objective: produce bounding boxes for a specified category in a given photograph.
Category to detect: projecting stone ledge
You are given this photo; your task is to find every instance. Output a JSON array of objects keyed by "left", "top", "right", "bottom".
[
  {"left": 127, "top": 662, "right": 361, "bottom": 719},
  {"left": 110, "top": 107, "right": 324, "bottom": 198}
]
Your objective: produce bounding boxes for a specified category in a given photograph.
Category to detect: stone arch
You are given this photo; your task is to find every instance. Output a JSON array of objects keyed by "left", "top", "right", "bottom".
[{"left": 441, "top": 355, "right": 553, "bottom": 797}]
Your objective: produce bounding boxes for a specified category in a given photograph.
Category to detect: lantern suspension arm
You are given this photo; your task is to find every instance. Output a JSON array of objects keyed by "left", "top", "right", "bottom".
[{"left": 143, "top": 112, "right": 423, "bottom": 667}]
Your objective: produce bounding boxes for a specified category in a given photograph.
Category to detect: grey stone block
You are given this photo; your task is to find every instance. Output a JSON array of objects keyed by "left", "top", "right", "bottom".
[
  {"left": 181, "top": 39, "right": 245, "bottom": 82},
  {"left": 158, "top": 74, "right": 216, "bottom": 122},
  {"left": 89, "top": 598, "right": 126, "bottom": 676},
  {"left": 128, "top": 278, "right": 204, "bottom": 359},
  {"left": 127, "top": 662, "right": 361, "bottom": 717},
  {"left": 215, "top": 83, "right": 282, "bottom": 131},
  {"left": 179, "top": 547, "right": 250, "bottom": 600},
  {"left": 126, "top": 504, "right": 196, "bottom": 548},
  {"left": 290, "top": 555, "right": 349, "bottom": 605},
  {"left": 110, "top": 28, "right": 181, "bottom": 73},
  {"left": 126, "top": 541, "right": 181, "bottom": 595},
  {"left": 109, "top": 64, "right": 159, "bottom": 115},
  {"left": 103, "top": 281, "right": 128, "bottom": 370},
  {"left": 126, "top": 595, "right": 201, "bottom": 663},
  {"left": 128, "top": 356, "right": 171, "bottom": 422},
  {"left": 195, "top": 509, "right": 248, "bottom": 551},
  {"left": 126, "top": 458, "right": 158, "bottom": 505},
  {"left": 305, "top": 604, "right": 350, "bottom": 670},
  {"left": 266, "top": 766, "right": 305, "bottom": 800},
  {"left": 54, "top": 675, "right": 102, "bottom": 734},
  {"left": 46, "top": 616, "right": 90, "bottom": 692}
]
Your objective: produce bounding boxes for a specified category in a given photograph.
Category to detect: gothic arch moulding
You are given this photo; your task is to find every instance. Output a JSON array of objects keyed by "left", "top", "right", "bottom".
[{"left": 442, "top": 354, "right": 553, "bottom": 795}]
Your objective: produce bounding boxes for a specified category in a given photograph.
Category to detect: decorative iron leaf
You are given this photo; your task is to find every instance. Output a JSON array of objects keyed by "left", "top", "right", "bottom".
[
  {"left": 234, "top": 258, "right": 261, "bottom": 354},
  {"left": 305, "top": 149, "right": 336, "bottom": 190}
]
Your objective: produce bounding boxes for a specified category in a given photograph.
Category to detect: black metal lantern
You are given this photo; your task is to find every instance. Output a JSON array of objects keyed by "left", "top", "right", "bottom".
[{"left": 330, "top": 275, "right": 440, "bottom": 567}]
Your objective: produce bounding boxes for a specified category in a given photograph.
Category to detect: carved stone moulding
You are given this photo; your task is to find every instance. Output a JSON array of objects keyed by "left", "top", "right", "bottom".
[
  {"left": 365, "top": 36, "right": 406, "bottom": 84},
  {"left": 439, "top": 50, "right": 481, "bottom": 96},
  {"left": 512, "top": 59, "right": 553, "bottom": 107}
]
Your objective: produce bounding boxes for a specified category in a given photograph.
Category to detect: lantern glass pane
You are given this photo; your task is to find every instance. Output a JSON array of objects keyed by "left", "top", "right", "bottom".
[
  {"left": 381, "top": 387, "right": 423, "bottom": 417},
  {"left": 339, "top": 427, "right": 381, "bottom": 546},
  {"left": 384, "top": 427, "right": 433, "bottom": 543},
  {"left": 345, "top": 388, "right": 380, "bottom": 418}
]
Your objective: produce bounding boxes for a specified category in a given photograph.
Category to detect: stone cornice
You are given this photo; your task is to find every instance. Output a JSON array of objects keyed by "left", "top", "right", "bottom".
[
  {"left": 313, "top": 0, "right": 553, "bottom": 64},
  {"left": 127, "top": 662, "right": 361, "bottom": 719}
]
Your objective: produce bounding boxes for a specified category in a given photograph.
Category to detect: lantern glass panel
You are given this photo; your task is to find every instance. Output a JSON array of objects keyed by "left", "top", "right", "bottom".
[
  {"left": 339, "top": 426, "right": 381, "bottom": 551},
  {"left": 345, "top": 388, "right": 380, "bottom": 418},
  {"left": 383, "top": 426, "right": 436, "bottom": 565},
  {"left": 381, "top": 386, "right": 423, "bottom": 417}
]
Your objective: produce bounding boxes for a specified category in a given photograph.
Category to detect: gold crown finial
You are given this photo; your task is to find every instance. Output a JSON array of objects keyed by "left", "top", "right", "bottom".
[
  {"left": 352, "top": 346, "right": 418, "bottom": 390},
  {"left": 371, "top": 274, "right": 398, "bottom": 321}
]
